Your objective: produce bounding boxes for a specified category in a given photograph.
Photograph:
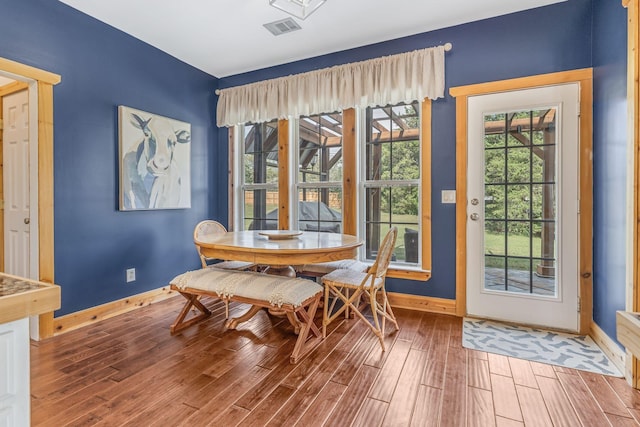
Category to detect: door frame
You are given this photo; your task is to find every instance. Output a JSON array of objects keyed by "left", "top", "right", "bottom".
[
  {"left": 450, "top": 68, "right": 593, "bottom": 335},
  {"left": 624, "top": 0, "right": 640, "bottom": 386},
  {"left": 0, "top": 57, "right": 60, "bottom": 339}
]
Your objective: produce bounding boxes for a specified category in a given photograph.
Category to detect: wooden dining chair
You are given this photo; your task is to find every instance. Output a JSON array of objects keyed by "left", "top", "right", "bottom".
[
  {"left": 296, "top": 259, "right": 368, "bottom": 278},
  {"left": 321, "top": 227, "right": 400, "bottom": 351},
  {"left": 193, "top": 220, "right": 256, "bottom": 271},
  {"left": 193, "top": 220, "right": 256, "bottom": 318}
]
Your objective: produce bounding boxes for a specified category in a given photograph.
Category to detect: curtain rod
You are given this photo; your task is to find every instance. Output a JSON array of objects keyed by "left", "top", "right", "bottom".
[{"left": 215, "top": 42, "right": 453, "bottom": 96}]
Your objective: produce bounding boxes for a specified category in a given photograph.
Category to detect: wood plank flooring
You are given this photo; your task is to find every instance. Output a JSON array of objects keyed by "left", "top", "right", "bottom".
[{"left": 31, "top": 295, "right": 640, "bottom": 426}]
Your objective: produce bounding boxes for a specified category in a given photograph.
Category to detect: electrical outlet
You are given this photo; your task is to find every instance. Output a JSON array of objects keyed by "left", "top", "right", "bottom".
[
  {"left": 441, "top": 190, "right": 456, "bottom": 204},
  {"left": 126, "top": 268, "right": 136, "bottom": 283}
]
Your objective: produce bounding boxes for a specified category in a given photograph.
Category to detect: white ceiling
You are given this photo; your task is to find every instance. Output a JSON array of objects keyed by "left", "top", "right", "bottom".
[{"left": 58, "top": 0, "right": 565, "bottom": 78}]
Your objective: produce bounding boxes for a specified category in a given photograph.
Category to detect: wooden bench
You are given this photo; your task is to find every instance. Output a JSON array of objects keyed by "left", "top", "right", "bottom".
[{"left": 169, "top": 267, "right": 323, "bottom": 363}]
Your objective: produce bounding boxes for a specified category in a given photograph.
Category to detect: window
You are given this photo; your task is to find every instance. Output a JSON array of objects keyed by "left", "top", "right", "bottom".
[
  {"left": 239, "top": 121, "right": 279, "bottom": 230},
  {"left": 363, "top": 102, "right": 421, "bottom": 265},
  {"left": 296, "top": 113, "right": 343, "bottom": 233},
  {"left": 231, "top": 103, "right": 431, "bottom": 280}
]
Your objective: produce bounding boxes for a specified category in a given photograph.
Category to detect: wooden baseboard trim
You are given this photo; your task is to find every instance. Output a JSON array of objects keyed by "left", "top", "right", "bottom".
[
  {"left": 387, "top": 292, "right": 456, "bottom": 316},
  {"left": 52, "top": 287, "right": 455, "bottom": 335},
  {"left": 53, "top": 286, "right": 178, "bottom": 336},
  {"left": 591, "top": 320, "right": 626, "bottom": 376}
]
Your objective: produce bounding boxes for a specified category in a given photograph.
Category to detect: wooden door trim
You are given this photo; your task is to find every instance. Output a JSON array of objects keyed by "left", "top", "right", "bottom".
[
  {"left": 623, "top": 0, "right": 640, "bottom": 387},
  {"left": 0, "top": 56, "right": 60, "bottom": 339},
  {"left": 450, "top": 68, "right": 593, "bottom": 334}
]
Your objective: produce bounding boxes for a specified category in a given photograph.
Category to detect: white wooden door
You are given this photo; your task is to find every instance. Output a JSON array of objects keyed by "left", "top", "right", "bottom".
[
  {"left": 3, "top": 90, "right": 30, "bottom": 277},
  {"left": 466, "top": 84, "right": 580, "bottom": 332}
]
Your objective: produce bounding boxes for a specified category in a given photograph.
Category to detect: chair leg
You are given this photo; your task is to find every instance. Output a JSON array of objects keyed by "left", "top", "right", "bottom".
[
  {"left": 368, "top": 289, "right": 386, "bottom": 351},
  {"left": 344, "top": 288, "right": 350, "bottom": 319},
  {"left": 384, "top": 291, "right": 399, "bottom": 331},
  {"left": 323, "top": 284, "right": 362, "bottom": 336},
  {"left": 379, "top": 289, "right": 399, "bottom": 332},
  {"left": 323, "top": 284, "right": 330, "bottom": 338},
  {"left": 380, "top": 299, "right": 386, "bottom": 337},
  {"left": 324, "top": 285, "right": 348, "bottom": 334}
]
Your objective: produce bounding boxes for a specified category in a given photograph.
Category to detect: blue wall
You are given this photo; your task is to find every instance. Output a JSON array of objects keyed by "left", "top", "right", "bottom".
[
  {"left": 0, "top": 0, "right": 219, "bottom": 315},
  {"left": 219, "top": 0, "right": 593, "bottom": 300},
  {"left": 592, "top": 0, "right": 628, "bottom": 341}
]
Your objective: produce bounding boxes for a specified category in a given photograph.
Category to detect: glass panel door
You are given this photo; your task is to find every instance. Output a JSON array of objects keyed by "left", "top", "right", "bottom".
[{"left": 466, "top": 83, "right": 580, "bottom": 332}]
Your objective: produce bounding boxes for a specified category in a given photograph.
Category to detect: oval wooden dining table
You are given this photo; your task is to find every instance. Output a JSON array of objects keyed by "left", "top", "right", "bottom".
[{"left": 195, "top": 230, "right": 363, "bottom": 277}]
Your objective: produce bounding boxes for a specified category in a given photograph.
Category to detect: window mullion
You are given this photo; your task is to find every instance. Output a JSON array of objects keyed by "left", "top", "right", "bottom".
[
  {"left": 278, "top": 119, "right": 290, "bottom": 230},
  {"left": 343, "top": 108, "right": 358, "bottom": 235}
]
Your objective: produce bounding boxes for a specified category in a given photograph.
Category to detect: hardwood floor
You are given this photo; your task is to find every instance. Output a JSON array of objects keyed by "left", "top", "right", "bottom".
[{"left": 31, "top": 295, "right": 640, "bottom": 426}]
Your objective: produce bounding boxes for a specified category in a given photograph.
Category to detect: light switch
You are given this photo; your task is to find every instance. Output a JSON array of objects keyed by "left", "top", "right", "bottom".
[{"left": 441, "top": 190, "right": 456, "bottom": 204}]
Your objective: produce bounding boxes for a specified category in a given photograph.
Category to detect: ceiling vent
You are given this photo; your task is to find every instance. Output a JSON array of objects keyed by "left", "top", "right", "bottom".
[{"left": 264, "top": 18, "right": 302, "bottom": 36}]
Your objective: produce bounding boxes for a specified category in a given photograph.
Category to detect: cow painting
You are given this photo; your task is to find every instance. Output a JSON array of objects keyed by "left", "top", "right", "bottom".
[{"left": 119, "top": 106, "right": 191, "bottom": 210}]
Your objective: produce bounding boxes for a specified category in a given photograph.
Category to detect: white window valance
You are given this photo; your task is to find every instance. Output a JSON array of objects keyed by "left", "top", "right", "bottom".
[{"left": 216, "top": 45, "right": 446, "bottom": 127}]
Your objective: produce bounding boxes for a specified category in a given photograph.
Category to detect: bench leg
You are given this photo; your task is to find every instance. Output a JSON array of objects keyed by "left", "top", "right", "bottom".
[
  {"left": 225, "top": 304, "right": 263, "bottom": 330},
  {"left": 286, "top": 312, "right": 302, "bottom": 335},
  {"left": 290, "top": 294, "right": 323, "bottom": 364},
  {"left": 170, "top": 291, "right": 212, "bottom": 334}
]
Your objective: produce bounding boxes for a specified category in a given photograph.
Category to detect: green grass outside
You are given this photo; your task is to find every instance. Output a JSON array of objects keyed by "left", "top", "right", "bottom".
[{"left": 484, "top": 232, "right": 549, "bottom": 270}]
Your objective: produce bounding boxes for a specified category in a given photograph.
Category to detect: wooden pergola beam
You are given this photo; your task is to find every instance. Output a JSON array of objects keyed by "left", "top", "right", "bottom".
[{"left": 484, "top": 113, "right": 556, "bottom": 134}]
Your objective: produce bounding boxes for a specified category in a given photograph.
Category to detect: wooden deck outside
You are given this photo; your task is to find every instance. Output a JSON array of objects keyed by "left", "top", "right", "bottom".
[{"left": 31, "top": 295, "right": 640, "bottom": 426}]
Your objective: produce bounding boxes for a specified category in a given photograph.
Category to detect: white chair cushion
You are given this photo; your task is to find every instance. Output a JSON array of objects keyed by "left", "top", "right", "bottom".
[
  {"left": 300, "top": 259, "right": 368, "bottom": 274},
  {"left": 321, "top": 268, "right": 383, "bottom": 289},
  {"left": 171, "top": 268, "right": 322, "bottom": 308}
]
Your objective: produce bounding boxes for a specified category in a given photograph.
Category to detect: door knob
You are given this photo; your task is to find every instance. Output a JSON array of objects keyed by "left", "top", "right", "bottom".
[
  {"left": 24, "top": 217, "right": 30, "bottom": 224},
  {"left": 470, "top": 213, "right": 479, "bottom": 221}
]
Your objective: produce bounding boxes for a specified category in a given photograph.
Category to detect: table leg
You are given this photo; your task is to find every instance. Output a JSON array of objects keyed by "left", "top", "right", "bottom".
[
  {"left": 263, "top": 265, "right": 297, "bottom": 278},
  {"left": 224, "top": 305, "right": 262, "bottom": 330}
]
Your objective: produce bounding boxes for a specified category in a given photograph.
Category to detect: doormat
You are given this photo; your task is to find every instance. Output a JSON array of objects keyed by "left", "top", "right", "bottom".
[{"left": 463, "top": 318, "right": 622, "bottom": 377}]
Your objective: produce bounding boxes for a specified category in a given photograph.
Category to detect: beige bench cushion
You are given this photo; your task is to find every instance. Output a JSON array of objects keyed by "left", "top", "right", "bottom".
[
  {"left": 171, "top": 268, "right": 322, "bottom": 308},
  {"left": 299, "top": 259, "right": 368, "bottom": 275}
]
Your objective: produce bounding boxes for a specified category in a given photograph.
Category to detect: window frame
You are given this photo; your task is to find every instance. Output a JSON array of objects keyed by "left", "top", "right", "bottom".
[
  {"left": 357, "top": 101, "right": 432, "bottom": 280},
  {"left": 360, "top": 102, "right": 422, "bottom": 267},
  {"left": 230, "top": 101, "right": 432, "bottom": 281},
  {"left": 231, "top": 120, "right": 282, "bottom": 231},
  {"left": 294, "top": 112, "right": 345, "bottom": 234}
]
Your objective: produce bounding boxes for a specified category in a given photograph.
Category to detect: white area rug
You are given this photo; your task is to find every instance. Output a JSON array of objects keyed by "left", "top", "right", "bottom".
[{"left": 463, "top": 318, "right": 622, "bottom": 377}]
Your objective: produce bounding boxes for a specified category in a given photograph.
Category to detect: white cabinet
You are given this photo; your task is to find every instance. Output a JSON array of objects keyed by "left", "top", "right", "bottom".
[
  {"left": 0, "top": 318, "right": 29, "bottom": 427},
  {"left": 0, "top": 273, "right": 61, "bottom": 427}
]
